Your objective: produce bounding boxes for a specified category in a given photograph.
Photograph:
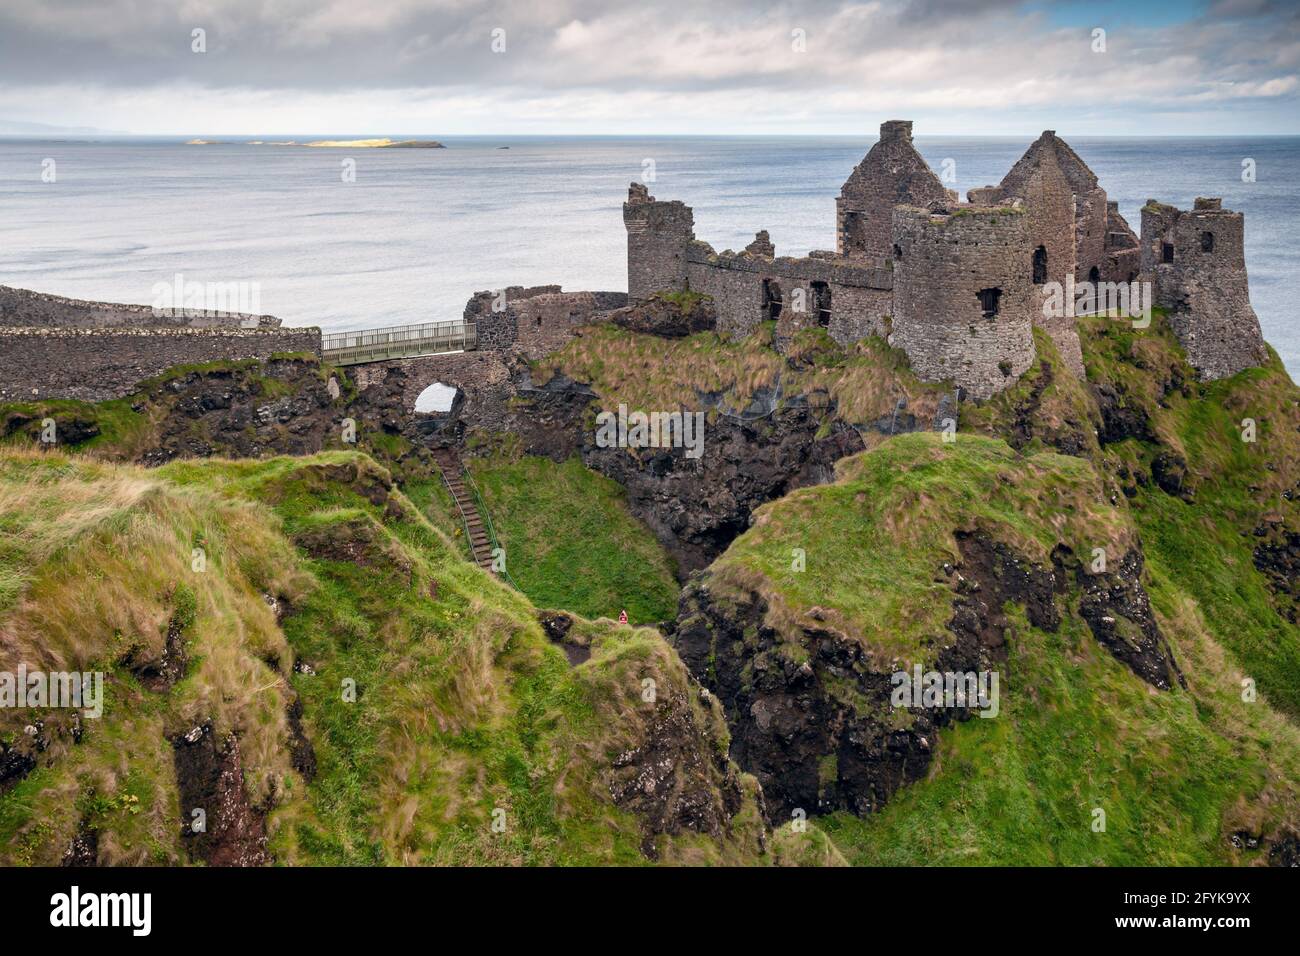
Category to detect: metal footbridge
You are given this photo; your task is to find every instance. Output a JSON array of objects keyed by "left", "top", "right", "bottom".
[{"left": 321, "top": 319, "right": 476, "bottom": 366}]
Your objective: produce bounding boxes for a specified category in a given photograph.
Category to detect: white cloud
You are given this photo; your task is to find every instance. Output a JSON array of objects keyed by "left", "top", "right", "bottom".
[{"left": 0, "top": 0, "right": 1295, "bottom": 133}]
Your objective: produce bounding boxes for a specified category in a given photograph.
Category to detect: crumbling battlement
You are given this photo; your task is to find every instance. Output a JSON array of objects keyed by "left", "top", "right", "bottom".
[
  {"left": 463, "top": 285, "right": 627, "bottom": 358},
  {"left": 0, "top": 284, "right": 281, "bottom": 329},
  {"left": 1140, "top": 198, "right": 1268, "bottom": 380},
  {"left": 891, "top": 204, "right": 1036, "bottom": 400},
  {"left": 624, "top": 184, "right": 695, "bottom": 302},
  {"left": 683, "top": 239, "right": 893, "bottom": 343}
]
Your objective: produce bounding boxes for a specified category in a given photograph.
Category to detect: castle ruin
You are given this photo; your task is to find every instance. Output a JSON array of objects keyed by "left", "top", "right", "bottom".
[
  {"left": 624, "top": 120, "right": 1266, "bottom": 398},
  {"left": 0, "top": 123, "right": 1269, "bottom": 408}
]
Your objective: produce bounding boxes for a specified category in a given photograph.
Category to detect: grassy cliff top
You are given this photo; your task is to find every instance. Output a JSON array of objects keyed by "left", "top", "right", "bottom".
[{"left": 0, "top": 447, "right": 769, "bottom": 865}]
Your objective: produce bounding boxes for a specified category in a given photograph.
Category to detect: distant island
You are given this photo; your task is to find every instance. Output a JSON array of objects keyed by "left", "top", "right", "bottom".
[{"left": 185, "top": 138, "right": 444, "bottom": 148}]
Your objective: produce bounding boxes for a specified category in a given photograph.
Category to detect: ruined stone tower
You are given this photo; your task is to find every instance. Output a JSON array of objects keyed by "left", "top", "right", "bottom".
[
  {"left": 836, "top": 120, "right": 951, "bottom": 261},
  {"left": 623, "top": 183, "right": 695, "bottom": 303},
  {"left": 975, "top": 131, "right": 1085, "bottom": 376},
  {"left": 890, "top": 204, "right": 1037, "bottom": 399},
  {"left": 1141, "top": 197, "right": 1268, "bottom": 380}
]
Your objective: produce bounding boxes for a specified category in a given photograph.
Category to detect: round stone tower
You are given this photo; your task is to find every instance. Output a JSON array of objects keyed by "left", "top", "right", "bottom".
[{"left": 890, "top": 203, "right": 1036, "bottom": 399}]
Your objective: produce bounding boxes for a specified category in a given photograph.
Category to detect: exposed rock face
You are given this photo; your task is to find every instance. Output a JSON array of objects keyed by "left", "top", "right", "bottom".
[
  {"left": 171, "top": 722, "right": 269, "bottom": 867},
  {"left": 120, "top": 610, "right": 189, "bottom": 692},
  {"left": 673, "top": 531, "right": 1181, "bottom": 824},
  {"left": 1092, "top": 381, "right": 1156, "bottom": 446},
  {"left": 1005, "top": 358, "right": 1092, "bottom": 457},
  {"left": 608, "top": 689, "right": 753, "bottom": 859},
  {"left": 134, "top": 358, "right": 344, "bottom": 465},
  {"left": 606, "top": 294, "right": 717, "bottom": 338},
  {"left": 60, "top": 824, "right": 99, "bottom": 867},
  {"left": 537, "top": 610, "right": 591, "bottom": 665},
  {"left": 1053, "top": 545, "right": 1186, "bottom": 690},
  {"left": 584, "top": 404, "right": 864, "bottom": 576},
  {"left": 0, "top": 409, "right": 100, "bottom": 445},
  {"left": 672, "top": 533, "right": 1057, "bottom": 822},
  {"left": 285, "top": 696, "right": 317, "bottom": 782},
  {"left": 1253, "top": 524, "right": 1300, "bottom": 624},
  {"left": 0, "top": 738, "right": 37, "bottom": 793}
]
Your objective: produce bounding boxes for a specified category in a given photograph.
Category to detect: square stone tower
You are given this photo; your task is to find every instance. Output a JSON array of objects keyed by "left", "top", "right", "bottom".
[{"left": 1141, "top": 197, "right": 1268, "bottom": 380}]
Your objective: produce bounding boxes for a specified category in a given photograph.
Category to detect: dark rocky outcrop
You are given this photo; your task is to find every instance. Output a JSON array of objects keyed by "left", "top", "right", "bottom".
[
  {"left": 60, "top": 823, "right": 99, "bottom": 867},
  {"left": 171, "top": 722, "right": 269, "bottom": 867},
  {"left": 537, "top": 610, "right": 590, "bottom": 665},
  {"left": 583, "top": 402, "right": 865, "bottom": 576},
  {"left": 672, "top": 532, "right": 1051, "bottom": 823},
  {"left": 285, "top": 696, "right": 317, "bottom": 782},
  {"left": 1092, "top": 381, "right": 1155, "bottom": 446},
  {"left": 136, "top": 358, "right": 344, "bottom": 465},
  {"left": 120, "top": 611, "right": 189, "bottom": 692},
  {"left": 1053, "top": 545, "right": 1186, "bottom": 690},
  {"left": 673, "top": 530, "right": 1183, "bottom": 825},
  {"left": 1151, "top": 450, "right": 1192, "bottom": 500},
  {"left": 0, "top": 737, "right": 37, "bottom": 793},
  {"left": 0, "top": 410, "right": 101, "bottom": 446},
  {"left": 606, "top": 294, "right": 717, "bottom": 338},
  {"left": 1253, "top": 524, "right": 1300, "bottom": 623},
  {"left": 608, "top": 689, "right": 752, "bottom": 858}
]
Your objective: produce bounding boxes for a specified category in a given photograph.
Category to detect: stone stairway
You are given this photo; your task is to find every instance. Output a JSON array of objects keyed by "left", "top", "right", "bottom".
[{"left": 432, "top": 449, "right": 495, "bottom": 572}]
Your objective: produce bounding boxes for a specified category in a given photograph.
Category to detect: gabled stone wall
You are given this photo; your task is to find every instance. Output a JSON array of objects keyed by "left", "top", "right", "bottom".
[{"left": 835, "top": 120, "right": 951, "bottom": 261}]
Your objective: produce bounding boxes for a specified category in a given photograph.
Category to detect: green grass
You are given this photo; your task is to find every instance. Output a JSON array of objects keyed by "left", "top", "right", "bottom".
[
  {"left": 466, "top": 454, "right": 680, "bottom": 624},
  {"left": 0, "top": 447, "right": 768, "bottom": 866},
  {"left": 713, "top": 432, "right": 1129, "bottom": 663},
  {"left": 705, "top": 424, "right": 1300, "bottom": 865}
]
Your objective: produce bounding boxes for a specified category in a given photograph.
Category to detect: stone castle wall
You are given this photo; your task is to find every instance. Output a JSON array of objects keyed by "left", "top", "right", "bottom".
[
  {"left": 463, "top": 285, "right": 626, "bottom": 359},
  {"left": 1141, "top": 198, "right": 1268, "bottom": 380},
  {"left": 1012, "top": 139, "right": 1083, "bottom": 375},
  {"left": 683, "top": 244, "right": 893, "bottom": 343},
  {"left": 0, "top": 326, "right": 322, "bottom": 402},
  {"left": 890, "top": 205, "right": 1036, "bottom": 399},
  {"left": 0, "top": 284, "right": 281, "bottom": 329}
]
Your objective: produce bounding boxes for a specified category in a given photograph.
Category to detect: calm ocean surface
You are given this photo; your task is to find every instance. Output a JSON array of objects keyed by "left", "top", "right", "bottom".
[{"left": 1, "top": 134, "right": 1296, "bottom": 376}]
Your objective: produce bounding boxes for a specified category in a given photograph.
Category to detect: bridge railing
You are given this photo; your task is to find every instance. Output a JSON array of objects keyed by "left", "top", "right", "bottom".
[{"left": 321, "top": 320, "right": 476, "bottom": 365}]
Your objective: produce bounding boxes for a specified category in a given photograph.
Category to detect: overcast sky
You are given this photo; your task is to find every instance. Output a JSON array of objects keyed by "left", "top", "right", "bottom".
[{"left": 1, "top": 0, "right": 1297, "bottom": 136}]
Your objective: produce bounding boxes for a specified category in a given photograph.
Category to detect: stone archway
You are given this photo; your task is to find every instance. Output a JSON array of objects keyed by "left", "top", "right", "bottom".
[
  {"left": 348, "top": 350, "right": 514, "bottom": 427},
  {"left": 414, "top": 382, "right": 459, "bottom": 414}
]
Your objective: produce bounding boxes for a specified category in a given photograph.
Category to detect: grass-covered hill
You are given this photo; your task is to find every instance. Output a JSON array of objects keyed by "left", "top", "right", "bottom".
[
  {"left": 0, "top": 447, "right": 783, "bottom": 865},
  {"left": 668, "top": 302, "right": 1300, "bottom": 865},
  {"left": 1, "top": 301, "right": 1296, "bottom": 868},
  {"left": 533, "top": 320, "right": 953, "bottom": 444},
  {"left": 677, "top": 431, "right": 1300, "bottom": 865},
  {"left": 0, "top": 356, "right": 684, "bottom": 646}
]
